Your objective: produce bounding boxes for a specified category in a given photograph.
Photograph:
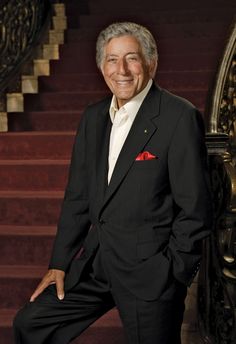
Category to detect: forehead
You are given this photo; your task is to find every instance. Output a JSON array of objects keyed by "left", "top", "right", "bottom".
[{"left": 104, "top": 35, "right": 143, "bottom": 55}]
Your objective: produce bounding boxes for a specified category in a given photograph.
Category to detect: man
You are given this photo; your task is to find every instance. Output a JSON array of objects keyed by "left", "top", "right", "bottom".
[{"left": 13, "top": 22, "right": 212, "bottom": 344}]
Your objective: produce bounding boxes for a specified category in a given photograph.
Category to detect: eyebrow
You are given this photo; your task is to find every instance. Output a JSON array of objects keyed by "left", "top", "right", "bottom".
[{"left": 105, "top": 52, "right": 140, "bottom": 57}]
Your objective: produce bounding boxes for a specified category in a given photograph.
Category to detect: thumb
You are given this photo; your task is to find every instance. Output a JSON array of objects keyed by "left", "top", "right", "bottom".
[{"left": 56, "top": 274, "right": 65, "bottom": 300}]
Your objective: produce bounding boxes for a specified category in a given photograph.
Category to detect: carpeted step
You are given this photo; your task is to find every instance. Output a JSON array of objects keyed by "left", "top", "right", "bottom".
[
  {"left": 168, "top": 89, "right": 208, "bottom": 109},
  {"left": 0, "top": 306, "right": 202, "bottom": 344},
  {"left": 78, "top": 10, "right": 235, "bottom": 26},
  {"left": 39, "top": 71, "right": 214, "bottom": 93},
  {"left": 0, "top": 310, "right": 202, "bottom": 344},
  {"left": 0, "top": 265, "right": 47, "bottom": 309},
  {"left": 8, "top": 111, "right": 82, "bottom": 132},
  {"left": 88, "top": 0, "right": 235, "bottom": 12},
  {"left": 0, "top": 191, "right": 63, "bottom": 226},
  {"left": 51, "top": 53, "right": 220, "bottom": 74},
  {"left": 0, "top": 308, "right": 16, "bottom": 344},
  {"left": 0, "top": 160, "right": 69, "bottom": 191},
  {"left": 23, "top": 90, "right": 208, "bottom": 115},
  {"left": 65, "top": 22, "right": 228, "bottom": 43},
  {"left": 58, "top": 38, "right": 224, "bottom": 58},
  {"left": 0, "top": 132, "right": 74, "bottom": 160},
  {"left": 0, "top": 225, "right": 55, "bottom": 265},
  {"left": 64, "top": 2, "right": 89, "bottom": 29},
  {"left": 0, "top": 308, "right": 125, "bottom": 344},
  {"left": 24, "top": 92, "right": 109, "bottom": 111},
  {"left": 39, "top": 74, "right": 105, "bottom": 92}
]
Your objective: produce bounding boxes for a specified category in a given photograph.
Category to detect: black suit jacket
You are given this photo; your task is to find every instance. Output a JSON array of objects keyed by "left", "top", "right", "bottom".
[{"left": 49, "top": 83, "right": 213, "bottom": 301}]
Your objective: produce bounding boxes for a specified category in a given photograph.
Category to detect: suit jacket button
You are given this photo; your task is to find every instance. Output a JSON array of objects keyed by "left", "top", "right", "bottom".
[{"left": 99, "top": 219, "right": 105, "bottom": 225}]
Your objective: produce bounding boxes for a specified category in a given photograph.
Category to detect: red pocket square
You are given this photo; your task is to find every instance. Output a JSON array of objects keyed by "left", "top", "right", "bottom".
[{"left": 135, "top": 151, "right": 157, "bottom": 161}]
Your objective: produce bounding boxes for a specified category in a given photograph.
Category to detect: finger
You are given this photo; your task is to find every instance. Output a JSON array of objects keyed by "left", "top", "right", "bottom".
[
  {"left": 56, "top": 275, "right": 65, "bottom": 300},
  {"left": 30, "top": 276, "right": 52, "bottom": 302}
]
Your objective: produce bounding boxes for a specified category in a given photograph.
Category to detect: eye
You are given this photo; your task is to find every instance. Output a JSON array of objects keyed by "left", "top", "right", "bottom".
[
  {"left": 107, "top": 57, "right": 117, "bottom": 63},
  {"left": 127, "top": 54, "right": 139, "bottom": 62}
]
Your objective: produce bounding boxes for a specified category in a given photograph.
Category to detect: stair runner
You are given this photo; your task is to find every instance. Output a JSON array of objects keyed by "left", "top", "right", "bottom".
[{"left": 1, "top": 0, "right": 236, "bottom": 343}]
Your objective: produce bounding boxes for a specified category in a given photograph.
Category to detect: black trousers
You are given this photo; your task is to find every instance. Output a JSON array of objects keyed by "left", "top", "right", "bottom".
[{"left": 13, "top": 249, "right": 187, "bottom": 344}]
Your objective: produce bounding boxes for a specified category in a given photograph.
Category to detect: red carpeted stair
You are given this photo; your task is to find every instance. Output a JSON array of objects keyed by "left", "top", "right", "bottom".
[{"left": 1, "top": 0, "right": 235, "bottom": 343}]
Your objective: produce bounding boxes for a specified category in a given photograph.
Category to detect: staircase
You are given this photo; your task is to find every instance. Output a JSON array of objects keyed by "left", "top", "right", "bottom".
[{"left": 1, "top": 0, "right": 235, "bottom": 343}]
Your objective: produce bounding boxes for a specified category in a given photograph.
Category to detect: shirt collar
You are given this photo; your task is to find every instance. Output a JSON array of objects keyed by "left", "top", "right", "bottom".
[{"left": 109, "top": 79, "right": 153, "bottom": 124}]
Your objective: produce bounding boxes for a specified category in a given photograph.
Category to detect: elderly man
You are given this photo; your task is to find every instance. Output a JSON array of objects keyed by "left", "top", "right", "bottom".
[{"left": 13, "top": 22, "right": 212, "bottom": 344}]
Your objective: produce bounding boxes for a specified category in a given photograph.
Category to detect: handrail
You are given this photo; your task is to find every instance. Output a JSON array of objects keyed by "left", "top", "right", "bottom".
[
  {"left": 0, "top": 0, "right": 51, "bottom": 93},
  {"left": 208, "top": 20, "right": 236, "bottom": 134},
  {"left": 199, "top": 17, "right": 236, "bottom": 344}
]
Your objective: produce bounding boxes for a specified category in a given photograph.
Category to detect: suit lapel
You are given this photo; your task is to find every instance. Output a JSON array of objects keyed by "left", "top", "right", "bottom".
[
  {"left": 100, "top": 84, "right": 162, "bottom": 213},
  {"left": 95, "top": 101, "right": 112, "bottom": 208}
]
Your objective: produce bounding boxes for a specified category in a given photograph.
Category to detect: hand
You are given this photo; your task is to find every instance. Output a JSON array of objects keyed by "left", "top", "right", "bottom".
[{"left": 30, "top": 269, "right": 65, "bottom": 302}]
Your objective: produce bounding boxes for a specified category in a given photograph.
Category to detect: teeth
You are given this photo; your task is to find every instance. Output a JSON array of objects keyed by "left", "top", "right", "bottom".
[{"left": 117, "top": 81, "right": 131, "bottom": 84}]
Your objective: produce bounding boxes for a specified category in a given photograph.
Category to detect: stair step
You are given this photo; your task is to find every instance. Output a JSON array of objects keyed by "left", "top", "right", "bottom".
[
  {"left": 52, "top": 52, "right": 221, "bottom": 74},
  {"left": 0, "top": 225, "right": 56, "bottom": 236},
  {"left": 0, "top": 308, "right": 17, "bottom": 327},
  {"left": 0, "top": 307, "right": 123, "bottom": 328},
  {"left": 65, "top": 23, "right": 228, "bottom": 43},
  {"left": 0, "top": 265, "right": 48, "bottom": 309},
  {"left": 78, "top": 10, "right": 235, "bottom": 26},
  {"left": 39, "top": 74, "right": 106, "bottom": 92},
  {"left": 8, "top": 89, "right": 208, "bottom": 130},
  {"left": 0, "top": 236, "right": 53, "bottom": 266},
  {"left": 0, "top": 265, "right": 47, "bottom": 278},
  {"left": 0, "top": 325, "right": 202, "bottom": 344},
  {"left": 8, "top": 111, "right": 82, "bottom": 132},
  {"left": 88, "top": 0, "right": 235, "bottom": 12},
  {"left": 24, "top": 92, "right": 109, "bottom": 111},
  {"left": 0, "top": 132, "right": 75, "bottom": 159},
  {"left": 0, "top": 308, "right": 125, "bottom": 344},
  {"left": 39, "top": 71, "right": 214, "bottom": 93},
  {"left": 0, "top": 160, "right": 69, "bottom": 191},
  {"left": 0, "top": 225, "right": 56, "bottom": 265},
  {"left": 23, "top": 89, "right": 208, "bottom": 111},
  {"left": 0, "top": 296, "right": 201, "bottom": 344},
  {"left": 59, "top": 38, "right": 224, "bottom": 58},
  {"left": 0, "top": 191, "right": 63, "bottom": 226}
]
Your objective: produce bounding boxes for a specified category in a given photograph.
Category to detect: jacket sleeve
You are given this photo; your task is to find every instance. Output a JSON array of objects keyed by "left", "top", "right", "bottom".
[
  {"left": 49, "top": 109, "right": 91, "bottom": 272},
  {"left": 167, "top": 107, "right": 213, "bottom": 286}
]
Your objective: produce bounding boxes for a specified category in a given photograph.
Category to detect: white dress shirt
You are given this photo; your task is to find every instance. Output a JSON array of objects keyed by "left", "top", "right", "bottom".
[{"left": 108, "top": 79, "right": 153, "bottom": 183}]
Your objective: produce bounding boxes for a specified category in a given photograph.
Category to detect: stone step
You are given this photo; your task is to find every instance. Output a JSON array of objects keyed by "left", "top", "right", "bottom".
[{"left": 0, "top": 132, "right": 74, "bottom": 160}]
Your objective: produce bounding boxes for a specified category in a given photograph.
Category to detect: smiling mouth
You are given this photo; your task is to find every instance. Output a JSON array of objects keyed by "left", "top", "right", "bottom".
[{"left": 115, "top": 80, "right": 133, "bottom": 85}]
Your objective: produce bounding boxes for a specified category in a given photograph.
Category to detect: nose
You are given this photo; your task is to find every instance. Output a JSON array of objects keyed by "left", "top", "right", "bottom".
[{"left": 117, "top": 58, "right": 128, "bottom": 74}]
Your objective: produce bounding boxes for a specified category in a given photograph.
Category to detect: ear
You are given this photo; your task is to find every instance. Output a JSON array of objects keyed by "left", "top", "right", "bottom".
[
  {"left": 149, "top": 59, "right": 158, "bottom": 78},
  {"left": 99, "top": 63, "right": 104, "bottom": 75}
]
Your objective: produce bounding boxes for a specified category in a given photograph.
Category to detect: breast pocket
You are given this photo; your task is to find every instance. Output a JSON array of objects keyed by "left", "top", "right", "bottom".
[{"left": 133, "top": 159, "right": 159, "bottom": 170}]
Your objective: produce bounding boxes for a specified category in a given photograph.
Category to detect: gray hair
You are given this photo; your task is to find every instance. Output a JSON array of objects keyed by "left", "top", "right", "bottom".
[{"left": 96, "top": 22, "right": 158, "bottom": 71}]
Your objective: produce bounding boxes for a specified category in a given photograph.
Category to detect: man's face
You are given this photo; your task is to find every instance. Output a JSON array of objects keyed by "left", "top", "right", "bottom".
[{"left": 101, "top": 35, "right": 155, "bottom": 108}]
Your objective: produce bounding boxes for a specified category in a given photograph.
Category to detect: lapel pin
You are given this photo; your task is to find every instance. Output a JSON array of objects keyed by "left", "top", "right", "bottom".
[{"left": 144, "top": 129, "right": 148, "bottom": 134}]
